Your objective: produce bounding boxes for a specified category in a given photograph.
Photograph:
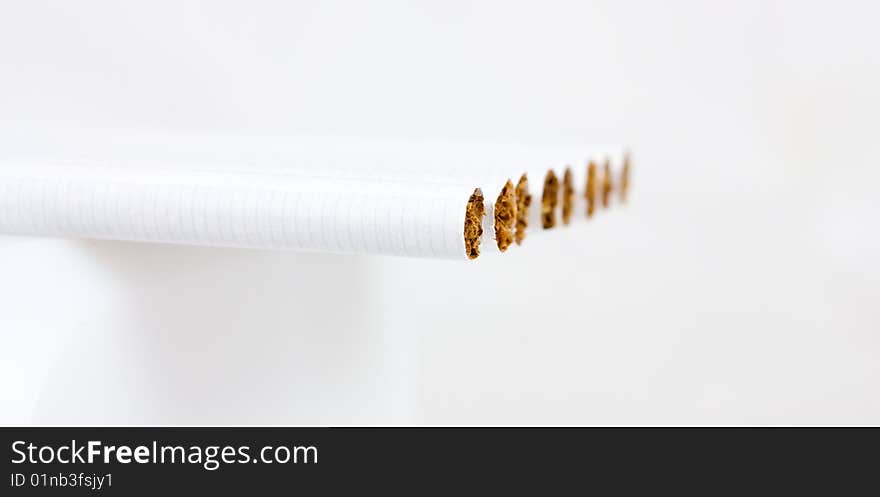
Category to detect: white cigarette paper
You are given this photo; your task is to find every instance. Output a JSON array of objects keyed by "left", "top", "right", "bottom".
[{"left": 0, "top": 165, "right": 481, "bottom": 259}]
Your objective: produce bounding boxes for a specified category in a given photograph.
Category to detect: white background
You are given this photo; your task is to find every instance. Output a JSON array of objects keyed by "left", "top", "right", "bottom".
[{"left": 1, "top": 0, "right": 878, "bottom": 424}]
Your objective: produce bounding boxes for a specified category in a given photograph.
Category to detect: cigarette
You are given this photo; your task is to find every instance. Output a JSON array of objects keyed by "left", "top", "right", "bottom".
[
  {"left": 514, "top": 174, "right": 531, "bottom": 245},
  {"left": 0, "top": 165, "right": 486, "bottom": 260},
  {"left": 602, "top": 159, "right": 613, "bottom": 209},
  {"left": 586, "top": 161, "right": 598, "bottom": 218},
  {"left": 540, "top": 169, "right": 560, "bottom": 229},
  {"left": 561, "top": 167, "right": 575, "bottom": 225},
  {"left": 492, "top": 179, "right": 517, "bottom": 252}
]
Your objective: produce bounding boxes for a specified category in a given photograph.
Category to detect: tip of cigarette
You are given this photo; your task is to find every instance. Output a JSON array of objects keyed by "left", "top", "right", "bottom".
[
  {"left": 602, "top": 160, "right": 613, "bottom": 208},
  {"left": 494, "top": 179, "right": 516, "bottom": 252},
  {"left": 561, "top": 167, "right": 574, "bottom": 225},
  {"left": 620, "top": 153, "right": 631, "bottom": 203},
  {"left": 464, "top": 188, "right": 484, "bottom": 260},
  {"left": 514, "top": 174, "right": 530, "bottom": 245},
  {"left": 541, "top": 170, "right": 559, "bottom": 229},
  {"left": 586, "top": 161, "right": 597, "bottom": 218}
]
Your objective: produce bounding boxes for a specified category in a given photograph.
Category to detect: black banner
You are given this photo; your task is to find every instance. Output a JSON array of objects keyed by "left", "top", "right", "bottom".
[{"left": 2, "top": 427, "right": 877, "bottom": 494}]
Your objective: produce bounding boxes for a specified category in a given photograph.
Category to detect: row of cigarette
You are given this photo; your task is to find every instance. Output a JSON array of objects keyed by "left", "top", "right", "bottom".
[{"left": 0, "top": 134, "right": 631, "bottom": 260}]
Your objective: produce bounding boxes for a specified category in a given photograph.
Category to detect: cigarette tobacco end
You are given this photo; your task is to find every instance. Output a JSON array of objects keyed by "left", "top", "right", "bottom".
[
  {"left": 586, "top": 161, "right": 597, "bottom": 218},
  {"left": 541, "top": 170, "right": 559, "bottom": 229},
  {"left": 494, "top": 180, "right": 517, "bottom": 252},
  {"left": 620, "top": 153, "right": 631, "bottom": 203},
  {"left": 602, "top": 160, "right": 613, "bottom": 208},
  {"left": 514, "top": 174, "right": 530, "bottom": 245},
  {"left": 561, "top": 167, "right": 574, "bottom": 225},
  {"left": 464, "top": 188, "right": 485, "bottom": 260}
]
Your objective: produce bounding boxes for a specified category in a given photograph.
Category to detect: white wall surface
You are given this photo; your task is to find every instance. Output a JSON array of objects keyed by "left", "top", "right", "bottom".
[{"left": 1, "top": 0, "right": 878, "bottom": 424}]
